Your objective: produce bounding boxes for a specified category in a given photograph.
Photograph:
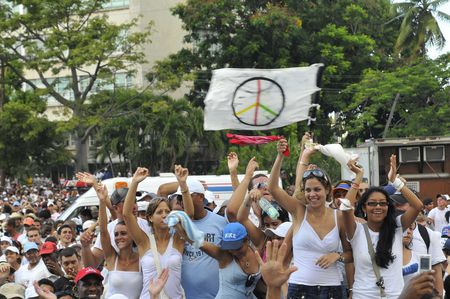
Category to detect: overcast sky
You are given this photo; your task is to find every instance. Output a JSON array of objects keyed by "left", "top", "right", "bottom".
[{"left": 427, "top": 2, "right": 450, "bottom": 58}]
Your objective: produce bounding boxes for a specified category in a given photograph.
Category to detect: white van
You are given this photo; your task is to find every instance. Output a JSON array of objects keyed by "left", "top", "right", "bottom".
[{"left": 58, "top": 172, "right": 271, "bottom": 222}]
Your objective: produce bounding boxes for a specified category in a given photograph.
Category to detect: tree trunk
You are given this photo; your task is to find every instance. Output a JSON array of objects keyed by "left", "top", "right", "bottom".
[{"left": 74, "top": 133, "right": 89, "bottom": 172}]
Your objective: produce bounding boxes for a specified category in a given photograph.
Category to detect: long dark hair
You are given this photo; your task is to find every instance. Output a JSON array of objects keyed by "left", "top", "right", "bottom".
[{"left": 356, "top": 187, "right": 397, "bottom": 269}]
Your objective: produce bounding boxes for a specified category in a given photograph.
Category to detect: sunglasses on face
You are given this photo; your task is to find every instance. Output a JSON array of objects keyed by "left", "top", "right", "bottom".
[
  {"left": 302, "top": 169, "right": 329, "bottom": 182},
  {"left": 255, "top": 182, "right": 268, "bottom": 189},
  {"left": 366, "top": 201, "right": 388, "bottom": 207},
  {"left": 245, "top": 273, "right": 258, "bottom": 287}
]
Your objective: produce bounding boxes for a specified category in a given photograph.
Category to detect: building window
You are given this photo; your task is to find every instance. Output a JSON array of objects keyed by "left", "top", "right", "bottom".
[{"left": 102, "top": 0, "right": 129, "bottom": 10}]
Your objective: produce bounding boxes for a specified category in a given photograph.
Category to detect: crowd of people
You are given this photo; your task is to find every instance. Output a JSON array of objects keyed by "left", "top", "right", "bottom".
[{"left": 0, "top": 133, "right": 448, "bottom": 299}]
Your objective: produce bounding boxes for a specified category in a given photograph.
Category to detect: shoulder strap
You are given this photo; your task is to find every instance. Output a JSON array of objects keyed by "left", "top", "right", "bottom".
[
  {"left": 149, "top": 233, "right": 169, "bottom": 299},
  {"left": 362, "top": 223, "right": 386, "bottom": 298},
  {"left": 417, "top": 224, "right": 430, "bottom": 253}
]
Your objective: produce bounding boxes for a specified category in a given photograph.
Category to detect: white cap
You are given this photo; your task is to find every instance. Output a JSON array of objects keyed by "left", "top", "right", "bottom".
[
  {"left": 204, "top": 190, "right": 215, "bottom": 203},
  {"left": 5, "top": 246, "right": 19, "bottom": 254},
  {"left": 136, "top": 191, "right": 156, "bottom": 201},
  {"left": 137, "top": 201, "right": 149, "bottom": 212},
  {"left": 82, "top": 220, "right": 96, "bottom": 231},
  {"left": 264, "top": 222, "right": 293, "bottom": 238},
  {"left": 213, "top": 200, "right": 229, "bottom": 214},
  {"left": 0, "top": 236, "right": 12, "bottom": 245},
  {"left": 175, "top": 178, "right": 205, "bottom": 195},
  {"left": 0, "top": 214, "right": 6, "bottom": 221}
]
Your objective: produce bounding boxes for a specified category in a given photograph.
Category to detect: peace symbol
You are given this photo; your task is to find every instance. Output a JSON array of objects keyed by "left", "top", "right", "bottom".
[{"left": 231, "top": 77, "right": 285, "bottom": 127}]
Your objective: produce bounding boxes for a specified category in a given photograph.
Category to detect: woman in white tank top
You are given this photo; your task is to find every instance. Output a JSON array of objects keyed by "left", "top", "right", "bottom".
[
  {"left": 96, "top": 184, "right": 142, "bottom": 299},
  {"left": 123, "top": 166, "right": 194, "bottom": 299},
  {"left": 267, "top": 138, "right": 352, "bottom": 299}
]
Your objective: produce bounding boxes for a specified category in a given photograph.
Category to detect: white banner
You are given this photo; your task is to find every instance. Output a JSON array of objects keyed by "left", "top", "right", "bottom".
[{"left": 204, "top": 64, "right": 323, "bottom": 130}]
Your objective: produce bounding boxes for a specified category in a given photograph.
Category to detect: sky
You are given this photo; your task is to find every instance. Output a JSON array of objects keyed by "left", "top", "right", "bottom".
[{"left": 427, "top": 2, "right": 450, "bottom": 58}]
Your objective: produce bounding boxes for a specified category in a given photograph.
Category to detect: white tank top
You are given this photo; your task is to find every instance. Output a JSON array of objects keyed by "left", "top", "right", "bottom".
[
  {"left": 139, "top": 236, "right": 183, "bottom": 299},
  {"left": 289, "top": 209, "right": 342, "bottom": 286},
  {"left": 105, "top": 255, "right": 143, "bottom": 299}
]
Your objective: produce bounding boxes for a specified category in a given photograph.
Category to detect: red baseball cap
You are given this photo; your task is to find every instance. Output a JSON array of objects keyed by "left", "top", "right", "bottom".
[
  {"left": 74, "top": 267, "right": 103, "bottom": 284},
  {"left": 39, "top": 241, "right": 57, "bottom": 255}
]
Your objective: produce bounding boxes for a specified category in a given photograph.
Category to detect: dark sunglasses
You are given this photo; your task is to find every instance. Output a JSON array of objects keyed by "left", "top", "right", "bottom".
[
  {"left": 255, "top": 182, "right": 268, "bottom": 189},
  {"left": 302, "top": 169, "right": 328, "bottom": 182},
  {"left": 366, "top": 201, "right": 388, "bottom": 207},
  {"left": 245, "top": 273, "right": 258, "bottom": 287}
]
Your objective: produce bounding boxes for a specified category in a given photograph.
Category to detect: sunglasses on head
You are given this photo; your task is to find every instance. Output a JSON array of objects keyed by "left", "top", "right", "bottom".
[
  {"left": 302, "top": 169, "right": 328, "bottom": 182},
  {"left": 245, "top": 273, "right": 258, "bottom": 287},
  {"left": 366, "top": 201, "right": 388, "bottom": 207}
]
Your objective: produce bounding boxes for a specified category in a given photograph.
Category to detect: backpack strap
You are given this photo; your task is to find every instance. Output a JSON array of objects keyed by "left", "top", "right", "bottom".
[
  {"left": 362, "top": 223, "right": 386, "bottom": 298},
  {"left": 417, "top": 223, "right": 430, "bottom": 253}
]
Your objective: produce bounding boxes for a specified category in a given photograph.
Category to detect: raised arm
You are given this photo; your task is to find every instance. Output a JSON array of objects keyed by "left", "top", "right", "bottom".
[
  {"left": 386, "top": 154, "right": 423, "bottom": 230},
  {"left": 237, "top": 190, "right": 266, "bottom": 251},
  {"left": 294, "top": 133, "right": 316, "bottom": 190},
  {"left": 268, "top": 139, "right": 299, "bottom": 215},
  {"left": 96, "top": 184, "right": 115, "bottom": 263},
  {"left": 157, "top": 182, "right": 179, "bottom": 197},
  {"left": 341, "top": 159, "right": 363, "bottom": 240},
  {"left": 77, "top": 172, "right": 117, "bottom": 220},
  {"left": 174, "top": 165, "right": 194, "bottom": 219},
  {"left": 227, "top": 152, "right": 240, "bottom": 191},
  {"left": 226, "top": 157, "right": 259, "bottom": 222},
  {"left": 123, "top": 167, "right": 150, "bottom": 250}
]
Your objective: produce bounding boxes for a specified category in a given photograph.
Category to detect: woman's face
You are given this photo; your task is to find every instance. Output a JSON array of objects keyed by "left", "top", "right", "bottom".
[
  {"left": 149, "top": 202, "right": 170, "bottom": 228},
  {"left": 228, "top": 240, "right": 247, "bottom": 258},
  {"left": 304, "top": 178, "right": 328, "bottom": 207},
  {"left": 114, "top": 224, "right": 131, "bottom": 249},
  {"left": 363, "top": 192, "right": 389, "bottom": 223},
  {"left": 403, "top": 226, "right": 413, "bottom": 247},
  {"left": 263, "top": 216, "right": 282, "bottom": 229},
  {"left": 5, "top": 251, "right": 18, "bottom": 264}
]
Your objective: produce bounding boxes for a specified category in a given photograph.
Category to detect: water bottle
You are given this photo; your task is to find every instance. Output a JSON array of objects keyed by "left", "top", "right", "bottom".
[{"left": 259, "top": 197, "right": 279, "bottom": 220}]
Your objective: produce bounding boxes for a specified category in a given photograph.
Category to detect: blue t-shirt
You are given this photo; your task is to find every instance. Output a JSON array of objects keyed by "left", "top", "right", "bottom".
[{"left": 182, "top": 210, "right": 227, "bottom": 299}]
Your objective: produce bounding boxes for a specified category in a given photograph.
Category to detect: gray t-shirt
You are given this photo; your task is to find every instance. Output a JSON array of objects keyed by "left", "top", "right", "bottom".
[{"left": 181, "top": 210, "right": 227, "bottom": 299}]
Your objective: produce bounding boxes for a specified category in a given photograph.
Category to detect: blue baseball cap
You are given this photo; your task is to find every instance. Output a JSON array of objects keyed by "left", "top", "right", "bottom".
[
  {"left": 23, "top": 242, "right": 39, "bottom": 253},
  {"left": 383, "top": 185, "right": 396, "bottom": 196},
  {"left": 220, "top": 223, "right": 247, "bottom": 250},
  {"left": 12, "top": 201, "right": 20, "bottom": 207}
]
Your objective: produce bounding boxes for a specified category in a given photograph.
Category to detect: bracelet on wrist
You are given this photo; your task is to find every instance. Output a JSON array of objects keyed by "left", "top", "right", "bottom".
[
  {"left": 390, "top": 177, "right": 405, "bottom": 191},
  {"left": 299, "top": 161, "right": 309, "bottom": 166},
  {"left": 180, "top": 189, "right": 189, "bottom": 193}
]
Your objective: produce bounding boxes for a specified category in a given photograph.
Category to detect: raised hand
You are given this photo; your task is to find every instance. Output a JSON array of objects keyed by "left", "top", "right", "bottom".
[
  {"left": 174, "top": 165, "right": 189, "bottom": 183},
  {"left": 248, "top": 188, "right": 263, "bottom": 203},
  {"left": 227, "top": 152, "right": 239, "bottom": 172},
  {"left": 149, "top": 268, "right": 169, "bottom": 297},
  {"left": 277, "top": 138, "right": 288, "bottom": 155},
  {"left": 347, "top": 159, "right": 363, "bottom": 176},
  {"left": 75, "top": 172, "right": 97, "bottom": 185},
  {"left": 80, "top": 225, "right": 96, "bottom": 248},
  {"left": 132, "top": 167, "right": 149, "bottom": 184},
  {"left": 255, "top": 240, "right": 298, "bottom": 288},
  {"left": 245, "top": 157, "right": 259, "bottom": 177},
  {"left": 95, "top": 184, "right": 108, "bottom": 203},
  {"left": 388, "top": 154, "right": 397, "bottom": 183}
]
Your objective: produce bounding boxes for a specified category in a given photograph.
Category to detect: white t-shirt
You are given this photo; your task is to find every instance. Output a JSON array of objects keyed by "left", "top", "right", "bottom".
[
  {"left": 15, "top": 258, "right": 52, "bottom": 298},
  {"left": 350, "top": 216, "right": 404, "bottom": 299},
  {"left": 94, "top": 217, "right": 151, "bottom": 253},
  {"left": 428, "top": 207, "right": 448, "bottom": 234},
  {"left": 411, "top": 224, "right": 446, "bottom": 266}
]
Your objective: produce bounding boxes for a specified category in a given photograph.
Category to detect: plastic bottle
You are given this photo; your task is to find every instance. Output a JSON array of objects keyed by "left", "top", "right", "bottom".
[{"left": 259, "top": 197, "right": 279, "bottom": 220}]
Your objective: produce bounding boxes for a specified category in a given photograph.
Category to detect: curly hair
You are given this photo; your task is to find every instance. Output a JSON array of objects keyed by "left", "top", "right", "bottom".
[{"left": 356, "top": 187, "right": 397, "bottom": 269}]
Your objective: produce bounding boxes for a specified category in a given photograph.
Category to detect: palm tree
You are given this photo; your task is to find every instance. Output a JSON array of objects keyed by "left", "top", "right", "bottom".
[{"left": 392, "top": 0, "right": 450, "bottom": 58}]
